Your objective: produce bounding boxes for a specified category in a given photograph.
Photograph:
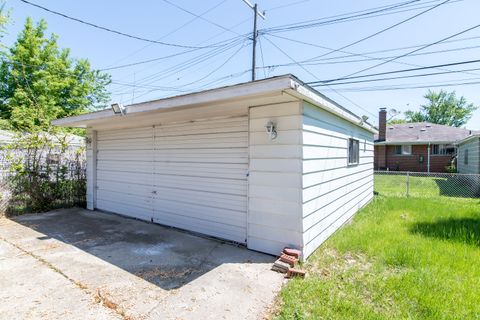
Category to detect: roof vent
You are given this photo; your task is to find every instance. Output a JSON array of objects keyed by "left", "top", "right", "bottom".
[
  {"left": 388, "top": 127, "right": 394, "bottom": 130},
  {"left": 408, "top": 125, "right": 414, "bottom": 128},
  {"left": 420, "top": 128, "right": 426, "bottom": 132},
  {"left": 426, "top": 124, "right": 431, "bottom": 127}
]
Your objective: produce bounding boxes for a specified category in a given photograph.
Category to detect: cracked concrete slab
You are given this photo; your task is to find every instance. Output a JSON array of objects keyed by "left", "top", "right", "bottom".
[{"left": 0, "top": 209, "right": 284, "bottom": 319}]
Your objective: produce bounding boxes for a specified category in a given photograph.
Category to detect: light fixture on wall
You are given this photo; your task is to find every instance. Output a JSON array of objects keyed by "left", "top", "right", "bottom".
[
  {"left": 265, "top": 121, "right": 277, "bottom": 140},
  {"left": 111, "top": 103, "right": 126, "bottom": 115}
]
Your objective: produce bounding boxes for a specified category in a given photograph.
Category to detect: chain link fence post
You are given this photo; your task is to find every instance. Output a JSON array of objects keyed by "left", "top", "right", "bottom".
[{"left": 406, "top": 171, "right": 410, "bottom": 197}]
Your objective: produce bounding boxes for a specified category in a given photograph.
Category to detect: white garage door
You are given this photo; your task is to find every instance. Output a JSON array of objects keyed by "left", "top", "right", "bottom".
[{"left": 95, "top": 116, "right": 248, "bottom": 243}]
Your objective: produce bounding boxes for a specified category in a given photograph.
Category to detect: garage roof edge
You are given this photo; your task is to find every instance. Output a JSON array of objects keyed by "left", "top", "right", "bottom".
[{"left": 53, "top": 74, "right": 377, "bottom": 133}]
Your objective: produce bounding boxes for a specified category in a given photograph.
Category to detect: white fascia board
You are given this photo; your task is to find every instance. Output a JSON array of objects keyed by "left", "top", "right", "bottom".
[
  {"left": 52, "top": 76, "right": 294, "bottom": 127},
  {"left": 457, "top": 134, "right": 480, "bottom": 145},
  {"left": 285, "top": 80, "right": 377, "bottom": 134}
]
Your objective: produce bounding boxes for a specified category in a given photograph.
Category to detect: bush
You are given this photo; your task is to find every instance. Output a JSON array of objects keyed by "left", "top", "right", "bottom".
[{"left": 1, "top": 131, "right": 86, "bottom": 215}]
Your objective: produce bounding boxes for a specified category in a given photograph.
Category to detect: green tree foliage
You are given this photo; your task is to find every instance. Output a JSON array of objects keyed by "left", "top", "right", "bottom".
[
  {"left": 404, "top": 90, "right": 478, "bottom": 127},
  {"left": 388, "top": 118, "right": 407, "bottom": 125},
  {"left": 0, "top": 18, "right": 111, "bottom": 132}
]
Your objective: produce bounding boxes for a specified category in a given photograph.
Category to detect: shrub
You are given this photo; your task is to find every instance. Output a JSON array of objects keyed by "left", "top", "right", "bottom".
[{"left": 1, "top": 131, "right": 86, "bottom": 215}]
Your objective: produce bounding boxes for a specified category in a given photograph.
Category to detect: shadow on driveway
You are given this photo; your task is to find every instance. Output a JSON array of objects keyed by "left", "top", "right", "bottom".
[{"left": 10, "top": 208, "right": 275, "bottom": 290}]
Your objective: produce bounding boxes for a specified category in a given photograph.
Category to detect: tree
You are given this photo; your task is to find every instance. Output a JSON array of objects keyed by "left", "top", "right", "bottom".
[
  {"left": 0, "top": 18, "right": 111, "bottom": 132},
  {"left": 404, "top": 90, "right": 477, "bottom": 127}
]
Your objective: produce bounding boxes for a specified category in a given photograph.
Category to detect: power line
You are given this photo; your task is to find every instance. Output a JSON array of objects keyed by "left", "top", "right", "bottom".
[
  {"left": 261, "top": 0, "right": 460, "bottom": 34},
  {"left": 268, "top": 0, "right": 450, "bottom": 66},
  {"left": 330, "top": 22, "right": 480, "bottom": 82},
  {"left": 313, "top": 67, "right": 480, "bottom": 86},
  {"left": 103, "top": 0, "right": 229, "bottom": 69},
  {"left": 160, "top": 0, "right": 242, "bottom": 36},
  {"left": 262, "top": 35, "right": 378, "bottom": 120},
  {"left": 309, "top": 59, "right": 480, "bottom": 84},
  {"left": 262, "top": 0, "right": 419, "bottom": 33},
  {"left": 265, "top": 33, "right": 480, "bottom": 69},
  {"left": 18, "top": 0, "right": 220, "bottom": 49},
  {"left": 113, "top": 37, "right": 245, "bottom": 89},
  {"left": 105, "top": 18, "right": 252, "bottom": 78},
  {"left": 99, "top": 35, "right": 243, "bottom": 71},
  {"left": 265, "top": 0, "right": 313, "bottom": 12},
  {"left": 322, "top": 78, "right": 480, "bottom": 92}
]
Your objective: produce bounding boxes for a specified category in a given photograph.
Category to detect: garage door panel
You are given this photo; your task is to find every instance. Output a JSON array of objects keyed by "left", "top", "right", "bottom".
[
  {"left": 96, "top": 199, "right": 151, "bottom": 221},
  {"left": 98, "top": 150, "right": 153, "bottom": 161},
  {"left": 97, "top": 180, "right": 152, "bottom": 197},
  {"left": 152, "top": 210, "right": 246, "bottom": 243},
  {"left": 97, "top": 160, "right": 153, "bottom": 174},
  {"left": 97, "top": 171, "right": 152, "bottom": 186},
  {"left": 97, "top": 127, "right": 152, "bottom": 141},
  {"left": 95, "top": 116, "right": 248, "bottom": 243},
  {"left": 97, "top": 138, "right": 152, "bottom": 150}
]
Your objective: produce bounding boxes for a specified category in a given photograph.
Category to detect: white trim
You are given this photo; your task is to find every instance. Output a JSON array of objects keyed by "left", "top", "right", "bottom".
[
  {"left": 52, "top": 75, "right": 377, "bottom": 134},
  {"left": 458, "top": 134, "right": 480, "bottom": 145},
  {"left": 286, "top": 84, "right": 377, "bottom": 134}
]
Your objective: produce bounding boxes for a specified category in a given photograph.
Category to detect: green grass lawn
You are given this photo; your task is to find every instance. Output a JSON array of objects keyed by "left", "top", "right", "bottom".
[{"left": 275, "top": 192, "right": 480, "bottom": 319}]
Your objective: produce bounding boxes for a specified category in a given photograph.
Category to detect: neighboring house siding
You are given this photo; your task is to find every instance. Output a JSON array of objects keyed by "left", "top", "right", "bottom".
[
  {"left": 247, "top": 102, "right": 303, "bottom": 255},
  {"left": 374, "top": 145, "right": 452, "bottom": 172},
  {"left": 458, "top": 137, "right": 480, "bottom": 174},
  {"left": 301, "top": 102, "right": 374, "bottom": 258}
]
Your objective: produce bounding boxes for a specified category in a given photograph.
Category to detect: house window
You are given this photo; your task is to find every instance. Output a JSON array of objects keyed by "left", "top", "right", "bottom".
[
  {"left": 464, "top": 149, "right": 469, "bottom": 165},
  {"left": 348, "top": 138, "right": 359, "bottom": 165},
  {"left": 432, "top": 144, "right": 455, "bottom": 155},
  {"left": 394, "top": 145, "right": 412, "bottom": 155}
]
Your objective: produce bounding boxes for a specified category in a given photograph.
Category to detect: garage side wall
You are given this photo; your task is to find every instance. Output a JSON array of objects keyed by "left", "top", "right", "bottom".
[
  {"left": 302, "top": 102, "right": 374, "bottom": 258},
  {"left": 248, "top": 101, "right": 303, "bottom": 255}
]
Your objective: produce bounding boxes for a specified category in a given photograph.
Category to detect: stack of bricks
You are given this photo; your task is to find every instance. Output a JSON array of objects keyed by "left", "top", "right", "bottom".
[{"left": 271, "top": 248, "right": 306, "bottom": 278}]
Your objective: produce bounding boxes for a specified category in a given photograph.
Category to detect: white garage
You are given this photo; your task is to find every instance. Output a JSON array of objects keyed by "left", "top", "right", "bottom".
[{"left": 54, "top": 75, "right": 376, "bottom": 259}]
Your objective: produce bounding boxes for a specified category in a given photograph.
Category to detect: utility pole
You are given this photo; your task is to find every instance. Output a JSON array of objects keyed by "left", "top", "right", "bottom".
[{"left": 241, "top": 0, "right": 265, "bottom": 81}]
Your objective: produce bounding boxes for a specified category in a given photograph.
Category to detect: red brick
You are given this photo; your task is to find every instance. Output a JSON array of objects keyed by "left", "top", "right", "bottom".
[
  {"left": 374, "top": 144, "right": 453, "bottom": 173},
  {"left": 286, "top": 268, "right": 306, "bottom": 279},
  {"left": 283, "top": 248, "right": 302, "bottom": 259},
  {"left": 279, "top": 253, "right": 298, "bottom": 267}
]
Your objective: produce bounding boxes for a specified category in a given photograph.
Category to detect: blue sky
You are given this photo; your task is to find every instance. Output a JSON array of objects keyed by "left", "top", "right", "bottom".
[{"left": 3, "top": 0, "right": 480, "bottom": 128}]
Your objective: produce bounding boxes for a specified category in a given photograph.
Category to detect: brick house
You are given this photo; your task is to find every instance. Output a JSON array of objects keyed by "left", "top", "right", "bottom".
[{"left": 374, "top": 108, "right": 474, "bottom": 173}]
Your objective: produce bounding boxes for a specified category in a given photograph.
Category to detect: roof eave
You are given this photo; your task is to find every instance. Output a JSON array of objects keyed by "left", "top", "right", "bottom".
[{"left": 52, "top": 74, "right": 377, "bottom": 134}]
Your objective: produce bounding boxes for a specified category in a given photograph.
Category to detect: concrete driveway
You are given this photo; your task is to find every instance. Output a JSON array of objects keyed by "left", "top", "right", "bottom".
[{"left": 0, "top": 209, "right": 284, "bottom": 320}]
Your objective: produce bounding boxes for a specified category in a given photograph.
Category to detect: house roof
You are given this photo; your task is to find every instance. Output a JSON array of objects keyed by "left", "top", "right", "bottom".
[
  {"left": 52, "top": 74, "right": 377, "bottom": 134},
  {"left": 375, "top": 122, "right": 475, "bottom": 145}
]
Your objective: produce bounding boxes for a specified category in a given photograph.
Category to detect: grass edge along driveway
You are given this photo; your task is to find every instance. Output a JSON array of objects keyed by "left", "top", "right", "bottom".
[{"left": 274, "top": 196, "right": 480, "bottom": 320}]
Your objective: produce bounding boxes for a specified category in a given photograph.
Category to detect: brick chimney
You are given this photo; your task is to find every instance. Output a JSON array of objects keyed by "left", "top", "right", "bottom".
[{"left": 378, "top": 108, "right": 387, "bottom": 142}]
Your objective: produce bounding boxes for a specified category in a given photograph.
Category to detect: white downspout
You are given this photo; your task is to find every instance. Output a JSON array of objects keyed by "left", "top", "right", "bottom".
[{"left": 427, "top": 143, "right": 431, "bottom": 173}]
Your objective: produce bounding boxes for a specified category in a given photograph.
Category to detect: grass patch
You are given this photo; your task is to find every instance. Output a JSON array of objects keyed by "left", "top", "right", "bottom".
[{"left": 275, "top": 196, "right": 480, "bottom": 319}]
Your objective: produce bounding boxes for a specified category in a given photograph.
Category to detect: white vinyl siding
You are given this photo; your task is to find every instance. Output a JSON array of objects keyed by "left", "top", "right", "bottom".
[
  {"left": 247, "top": 102, "right": 303, "bottom": 255},
  {"left": 458, "top": 137, "right": 480, "bottom": 174},
  {"left": 93, "top": 116, "right": 249, "bottom": 243},
  {"left": 301, "top": 102, "right": 374, "bottom": 259}
]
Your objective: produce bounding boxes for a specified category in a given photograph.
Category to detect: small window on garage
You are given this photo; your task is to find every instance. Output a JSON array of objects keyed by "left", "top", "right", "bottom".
[
  {"left": 348, "top": 138, "right": 359, "bottom": 165},
  {"left": 464, "top": 149, "right": 469, "bottom": 165}
]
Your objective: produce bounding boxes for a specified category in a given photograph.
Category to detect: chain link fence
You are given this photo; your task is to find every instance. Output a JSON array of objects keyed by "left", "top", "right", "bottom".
[
  {"left": 0, "top": 166, "right": 86, "bottom": 216},
  {"left": 374, "top": 171, "right": 480, "bottom": 199}
]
